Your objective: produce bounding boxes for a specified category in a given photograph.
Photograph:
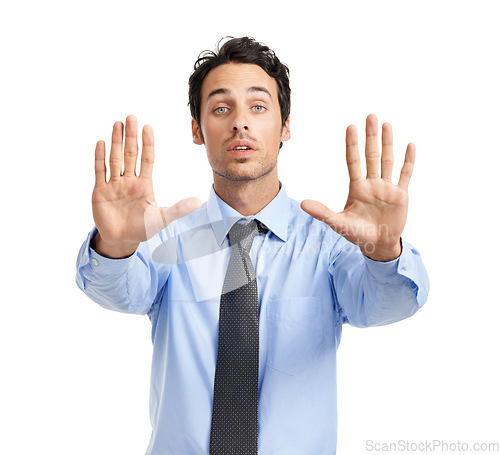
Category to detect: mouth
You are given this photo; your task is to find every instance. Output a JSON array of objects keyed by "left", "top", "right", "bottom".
[{"left": 226, "top": 140, "right": 257, "bottom": 155}]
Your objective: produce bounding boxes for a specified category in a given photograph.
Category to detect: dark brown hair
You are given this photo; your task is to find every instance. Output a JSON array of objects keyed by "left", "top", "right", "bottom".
[{"left": 188, "top": 36, "right": 291, "bottom": 129}]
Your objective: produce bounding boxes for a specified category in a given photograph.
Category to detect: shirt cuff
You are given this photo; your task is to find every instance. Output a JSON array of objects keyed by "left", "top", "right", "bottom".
[
  {"left": 76, "top": 227, "right": 138, "bottom": 290},
  {"left": 363, "top": 238, "right": 411, "bottom": 284}
]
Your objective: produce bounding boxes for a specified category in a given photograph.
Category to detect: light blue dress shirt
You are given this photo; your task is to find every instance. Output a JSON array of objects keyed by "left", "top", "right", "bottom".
[{"left": 76, "top": 182, "right": 429, "bottom": 455}]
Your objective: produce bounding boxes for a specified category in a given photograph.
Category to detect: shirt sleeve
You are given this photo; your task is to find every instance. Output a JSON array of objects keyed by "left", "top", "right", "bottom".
[
  {"left": 75, "top": 227, "right": 171, "bottom": 315},
  {"left": 328, "top": 236, "right": 430, "bottom": 328}
]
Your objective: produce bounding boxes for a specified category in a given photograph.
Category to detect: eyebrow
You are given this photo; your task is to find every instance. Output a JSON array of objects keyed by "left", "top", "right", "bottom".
[
  {"left": 206, "top": 86, "right": 273, "bottom": 101},
  {"left": 248, "top": 86, "right": 272, "bottom": 98}
]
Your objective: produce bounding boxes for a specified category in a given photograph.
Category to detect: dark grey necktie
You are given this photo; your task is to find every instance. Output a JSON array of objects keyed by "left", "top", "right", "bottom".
[{"left": 209, "top": 219, "right": 267, "bottom": 455}]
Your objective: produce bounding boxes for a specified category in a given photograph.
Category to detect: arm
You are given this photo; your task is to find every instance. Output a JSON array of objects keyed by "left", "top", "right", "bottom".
[
  {"left": 328, "top": 235, "right": 429, "bottom": 327},
  {"left": 76, "top": 227, "right": 171, "bottom": 315},
  {"left": 302, "top": 114, "right": 429, "bottom": 325},
  {"left": 76, "top": 115, "right": 201, "bottom": 313}
]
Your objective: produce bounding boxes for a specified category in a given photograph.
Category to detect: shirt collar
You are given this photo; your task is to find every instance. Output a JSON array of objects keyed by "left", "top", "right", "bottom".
[{"left": 207, "top": 181, "right": 290, "bottom": 246}]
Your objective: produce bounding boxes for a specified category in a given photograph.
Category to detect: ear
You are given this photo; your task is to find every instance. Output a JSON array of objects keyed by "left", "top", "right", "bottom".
[
  {"left": 280, "top": 115, "right": 291, "bottom": 143},
  {"left": 191, "top": 118, "right": 204, "bottom": 145}
]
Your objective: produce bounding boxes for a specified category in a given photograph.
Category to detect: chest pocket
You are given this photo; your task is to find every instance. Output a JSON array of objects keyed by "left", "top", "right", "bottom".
[{"left": 266, "top": 296, "right": 324, "bottom": 376}]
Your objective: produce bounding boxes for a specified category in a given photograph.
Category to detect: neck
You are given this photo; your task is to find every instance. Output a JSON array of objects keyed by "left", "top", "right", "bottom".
[{"left": 213, "top": 172, "right": 280, "bottom": 216}]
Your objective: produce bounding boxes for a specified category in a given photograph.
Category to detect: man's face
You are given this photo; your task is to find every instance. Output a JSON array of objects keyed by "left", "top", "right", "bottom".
[{"left": 192, "top": 62, "right": 290, "bottom": 183}]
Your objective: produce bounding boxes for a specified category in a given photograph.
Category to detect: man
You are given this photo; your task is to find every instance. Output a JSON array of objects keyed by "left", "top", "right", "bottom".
[{"left": 76, "top": 37, "right": 429, "bottom": 454}]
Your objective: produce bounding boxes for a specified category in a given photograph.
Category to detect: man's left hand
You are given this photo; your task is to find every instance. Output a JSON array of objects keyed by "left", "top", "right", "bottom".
[{"left": 301, "top": 114, "right": 415, "bottom": 262}]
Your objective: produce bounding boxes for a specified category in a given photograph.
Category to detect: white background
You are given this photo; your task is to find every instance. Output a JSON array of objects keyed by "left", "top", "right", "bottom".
[{"left": 1, "top": 0, "right": 499, "bottom": 453}]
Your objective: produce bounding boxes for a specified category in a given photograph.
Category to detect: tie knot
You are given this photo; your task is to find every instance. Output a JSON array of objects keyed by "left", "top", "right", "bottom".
[{"left": 228, "top": 219, "right": 268, "bottom": 252}]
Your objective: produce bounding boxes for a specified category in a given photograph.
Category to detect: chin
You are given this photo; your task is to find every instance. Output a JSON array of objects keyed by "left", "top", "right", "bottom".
[
  {"left": 217, "top": 171, "right": 260, "bottom": 182},
  {"left": 216, "top": 163, "right": 276, "bottom": 183}
]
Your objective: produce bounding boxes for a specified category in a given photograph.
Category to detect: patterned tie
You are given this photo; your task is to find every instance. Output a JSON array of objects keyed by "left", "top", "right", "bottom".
[{"left": 209, "top": 219, "right": 267, "bottom": 455}]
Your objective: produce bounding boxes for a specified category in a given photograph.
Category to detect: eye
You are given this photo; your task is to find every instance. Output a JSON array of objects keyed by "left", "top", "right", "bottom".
[
  {"left": 214, "top": 107, "right": 228, "bottom": 114},
  {"left": 252, "top": 105, "right": 266, "bottom": 113}
]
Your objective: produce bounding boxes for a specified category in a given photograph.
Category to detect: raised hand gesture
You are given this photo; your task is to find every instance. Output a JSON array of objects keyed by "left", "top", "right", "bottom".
[
  {"left": 301, "top": 114, "right": 415, "bottom": 262},
  {"left": 92, "top": 115, "right": 201, "bottom": 258}
]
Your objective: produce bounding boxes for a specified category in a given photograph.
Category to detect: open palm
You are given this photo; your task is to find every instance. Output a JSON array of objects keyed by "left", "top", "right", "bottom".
[
  {"left": 92, "top": 116, "right": 201, "bottom": 258},
  {"left": 301, "top": 114, "right": 415, "bottom": 262}
]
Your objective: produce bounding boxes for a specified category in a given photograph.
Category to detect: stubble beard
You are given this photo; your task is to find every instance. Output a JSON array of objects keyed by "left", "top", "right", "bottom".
[
  {"left": 212, "top": 152, "right": 278, "bottom": 182},
  {"left": 211, "top": 132, "right": 279, "bottom": 182}
]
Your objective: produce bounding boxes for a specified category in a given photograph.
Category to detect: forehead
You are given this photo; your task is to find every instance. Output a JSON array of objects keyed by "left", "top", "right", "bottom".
[{"left": 201, "top": 62, "right": 279, "bottom": 101}]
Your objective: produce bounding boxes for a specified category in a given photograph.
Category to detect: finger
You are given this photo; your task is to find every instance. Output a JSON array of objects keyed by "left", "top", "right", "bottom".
[
  {"left": 145, "top": 197, "right": 203, "bottom": 240},
  {"left": 123, "top": 115, "right": 138, "bottom": 177},
  {"left": 301, "top": 199, "right": 342, "bottom": 231},
  {"left": 346, "top": 125, "right": 362, "bottom": 181},
  {"left": 365, "top": 113, "right": 379, "bottom": 179},
  {"left": 139, "top": 124, "right": 155, "bottom": 179},
  {"left": 398, "top": 143, "right": 416, "bottom": 190},
  {"left": 381, "top": 122, "right": 394, "bottom": 182},
  {"left": 109, "top": 121, "right": 124, "bottom": 180},
  {"left": 94, "top": 140, "right": 107, "bottom": 185},
  {"left": 161, "top": 197, "right": 203, "bottom": 226}
]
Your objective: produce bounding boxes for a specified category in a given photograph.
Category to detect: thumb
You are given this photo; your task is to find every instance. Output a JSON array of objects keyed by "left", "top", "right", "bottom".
[
  {"left": 144, "top": 197, "right": 202, "bottom": 240},
  {"left": 161, "top": 197, "right": 203, "bottom": 226},
  {"left": 301, "top": 199, "right": 342, "bottom": 230}
]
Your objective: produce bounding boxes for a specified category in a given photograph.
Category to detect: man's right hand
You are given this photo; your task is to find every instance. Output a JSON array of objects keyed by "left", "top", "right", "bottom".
[{"left": 92, "top": 115, "right": 202, "bottom": 258}]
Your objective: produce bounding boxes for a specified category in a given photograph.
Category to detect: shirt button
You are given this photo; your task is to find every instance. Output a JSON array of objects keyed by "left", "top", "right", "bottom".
[
  {"left": 401, "top": 264, "right": 408, "bottom": 271},
  {"left": 91, "top": 258, "right": 99, "bottom": 266}
]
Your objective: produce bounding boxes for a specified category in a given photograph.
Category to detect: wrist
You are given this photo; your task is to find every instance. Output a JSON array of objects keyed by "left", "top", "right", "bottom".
[
  {"left": 362, "top": 239, "right": 402, "bottom": 262},
  {"left": 92, "top": 232, "right": 139, "bottom": 259}
]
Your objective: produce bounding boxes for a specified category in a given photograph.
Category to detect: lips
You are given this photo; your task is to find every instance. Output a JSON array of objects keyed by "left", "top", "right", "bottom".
[{"left": 226, "top": 140, "right": 256, "bottom": 152}]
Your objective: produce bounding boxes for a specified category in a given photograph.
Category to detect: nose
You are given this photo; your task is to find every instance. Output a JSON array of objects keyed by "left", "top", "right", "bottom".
[
  {"left": 233, "top": 124, "right": 248, "bottom": 131},
  {"left": 232, "top": 108, "right": 249, "bottom": 132}
]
